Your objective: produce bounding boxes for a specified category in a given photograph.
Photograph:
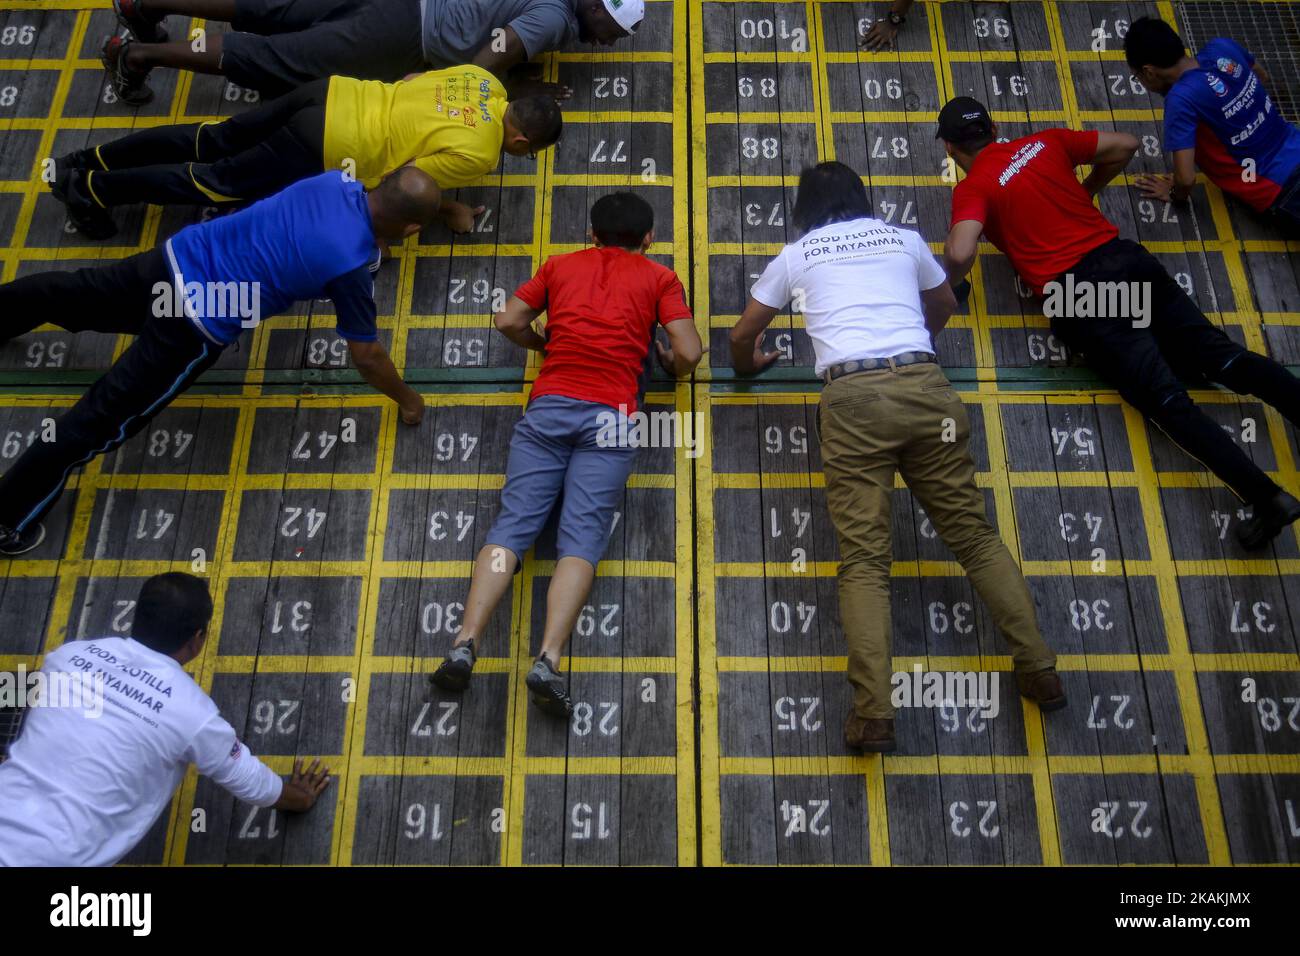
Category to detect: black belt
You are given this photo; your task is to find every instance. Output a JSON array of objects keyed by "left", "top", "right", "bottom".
[{"left": 823, "top": 351, "right": 936, "bottom": 384}]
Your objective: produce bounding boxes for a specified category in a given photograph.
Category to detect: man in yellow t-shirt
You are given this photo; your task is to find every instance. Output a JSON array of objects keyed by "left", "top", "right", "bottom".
[{"left": 50, "top": 64, "right": 562, "bottom": 241}]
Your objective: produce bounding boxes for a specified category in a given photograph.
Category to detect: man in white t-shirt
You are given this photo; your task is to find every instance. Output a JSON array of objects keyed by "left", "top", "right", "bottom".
[
  {"left": 0, "top": 572, "right": 330, "bottom": 866},
  {"left": 728, "top": 161, "right": 1065, "bottom": 754}
]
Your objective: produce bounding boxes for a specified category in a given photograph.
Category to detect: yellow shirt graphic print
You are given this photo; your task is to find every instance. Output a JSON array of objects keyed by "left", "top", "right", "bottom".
[{"left": 323, "top": 65, "right": 508, "bottom": 190}]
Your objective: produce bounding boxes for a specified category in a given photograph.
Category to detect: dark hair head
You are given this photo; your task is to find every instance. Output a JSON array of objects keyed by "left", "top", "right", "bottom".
[
  {"left": 791, "top": 161, "right": 873, "bottom": 235},
  {"left": 509, "top": 95, "right": 564, "bottom": 151},
  {"left": 950, "top": 130, "right": 995, "bottom": 154},
  {"left": 373, "top": 165, "right": 443, "bottom": 226},
  {"left": 132, "top": 572, "right": 213, "bottom": 655},
  {"left": 1124, "top": 16, "right": 1186, "bottom": 72},
  {"left": 590, "top": 191, "right": 654, "bottom": 248}
]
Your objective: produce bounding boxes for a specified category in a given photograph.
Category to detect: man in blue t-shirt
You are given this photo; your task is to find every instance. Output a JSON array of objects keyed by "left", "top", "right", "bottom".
[
  {"left": 1124, "top": 17, "right": 1300, "bottom": 225},
  {"left": 0, "top": 167, "right": 441, "bottom": 556}
]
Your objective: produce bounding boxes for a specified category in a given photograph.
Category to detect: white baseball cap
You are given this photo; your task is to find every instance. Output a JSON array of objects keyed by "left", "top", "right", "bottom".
[{"left": 601, "top": 0, "right": 644, "bottom": 34}]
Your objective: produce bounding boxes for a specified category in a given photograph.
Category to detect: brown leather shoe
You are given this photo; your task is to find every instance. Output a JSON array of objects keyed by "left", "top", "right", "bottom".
[
  {"left": 1018, "top": 668, "right": 1067, "bottom": 711},
  {"left": 844, "top": 713, "right": 896, "bottom": 752}
]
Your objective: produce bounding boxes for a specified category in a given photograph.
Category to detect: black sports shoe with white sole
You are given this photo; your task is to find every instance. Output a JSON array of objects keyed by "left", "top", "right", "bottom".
[
  {"left": 51, "top": 166, "right": 117, "bottom": 240},
  {"left": 0, "top": 523, "right": 46, "bottom": 557},
  {"left": 525, "top": 655, "right": 572, "bottom": 717},
  {"left": 1237, "top": 491, "right": 1300, "bottom": 550}
]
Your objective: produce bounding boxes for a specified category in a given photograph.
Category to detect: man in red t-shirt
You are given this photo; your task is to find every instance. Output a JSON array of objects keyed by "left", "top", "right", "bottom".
[
  {"left": 939, "top": 96, "right": 1300, "bottom": 550},
  {"left": 430, "top": 192, "right": 703, "bottom": 716}
]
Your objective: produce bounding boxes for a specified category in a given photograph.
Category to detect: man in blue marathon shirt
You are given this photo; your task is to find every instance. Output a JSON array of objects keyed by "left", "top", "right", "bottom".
[
  {"left": 1124, "top": 16, "right": 1300, "bottom": 226},
  {"left": 0, "top": 167, "right": 441, "bottom": 556}
]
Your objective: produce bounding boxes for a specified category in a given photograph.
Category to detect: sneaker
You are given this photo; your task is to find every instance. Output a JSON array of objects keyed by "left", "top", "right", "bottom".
[
  {"left": 430, "top": 642, "right": 476, "bottom": 692},
  {"left": 101, "top": 34, "right": 154, "bottom": 106},
  {"left": 525, "top": 655, "right": 572, "bottom": 717},
  {"left": 50, "top": 167, "right": 117, "bottom": 240},
  {"left": 55, "top": 149, "right": 97, "bottom": 175},
  {"left": 1016, "top": 667, "right": 1067, "bottom": 712},
  {"left": 843, "top": 713, "right": 896, "bottom": 753},
  {"left": 113, "top": 0, "right": 169, "bottom": 43},
  {"left": 0, "top": 523, "right": 46, "bottom": 557},
  {"left": 1237, "top": 491, "right": 1300, "bottom": 551}
]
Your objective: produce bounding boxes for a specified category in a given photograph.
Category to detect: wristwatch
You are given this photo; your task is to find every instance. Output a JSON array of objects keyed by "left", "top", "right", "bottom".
[{"left": 887, "top": 11, "right": 905, "bottom": 25}]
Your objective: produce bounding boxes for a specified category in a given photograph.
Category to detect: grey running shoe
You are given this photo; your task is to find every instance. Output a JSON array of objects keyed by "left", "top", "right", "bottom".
[
  {"left": 431, "top": 642, "right": 476, "bottom": 691},
  {"left": 525, "top": 655, "right": 572, "bottom": 717},
  {"left": 0, "top": 523, "right": 46, "bottom": 557},
  {"left": 101, "top": 34, "right": 154, "bottom": 106}
]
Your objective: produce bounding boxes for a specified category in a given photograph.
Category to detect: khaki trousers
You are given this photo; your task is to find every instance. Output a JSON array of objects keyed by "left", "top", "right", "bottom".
[{"left": 818, "top": 362, "right": 1056, "bottom": 719}]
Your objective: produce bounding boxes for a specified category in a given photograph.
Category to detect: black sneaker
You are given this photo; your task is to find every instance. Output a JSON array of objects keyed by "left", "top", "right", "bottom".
[
  {"left": 1237, "top": 491, "right": 1300, "bottom": 550},
  {"left": 50, "top": 167, "right": 117, "bottom": 240},
  {"left": 113, "top": 0, "right": 169, "bottom": 43},
  {"left": 0, "top": 523, "right": 46, "bottom": 557},
  {"left": 101, "top": 34, "right": 154, "bottom": 106},
  {"left": 525, "top": 655, "right": 572, "bottom": 717},
  {"left": 430, "top": 643, "right": 476, "bottom": 691},
  {"left": 55, "top": 149, "right": 97, "bottom": 176}
]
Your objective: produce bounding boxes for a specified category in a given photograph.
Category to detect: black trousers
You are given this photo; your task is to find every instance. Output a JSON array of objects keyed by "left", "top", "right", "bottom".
[
  {"left": 222, "top": 0, "right": 426, "bottom": 96},
  {"left": 1050, "top": 238, "right": 1300, "bottom": 505},
  {"left": 85, "top": 79, "right": 327, "bottom": 208},
  {"left": 0, "top": 251, "right": 224, "bottom": 533}
]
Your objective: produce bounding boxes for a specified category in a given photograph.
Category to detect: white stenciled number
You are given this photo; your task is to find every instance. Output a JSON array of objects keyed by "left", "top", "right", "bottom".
[
  {"left": 1255, "top": 697, "right": 1300, "bottom": 733},
  {"left": 928, "top": 601, "right": 974, "bottom": 635},
  {"left": 741, "top": 136, "right": 780, "bottom": 159},
  {"left": 871, "top": 135, "right": 910, "bottom": 159},
  {"left": 592, "top": 75, "right": 628, "bottom": 98},
  {"left": 420, "top": 601, "right": 464, "bottom": 636},
  {"left": 575, "top": 603, "right": 620, "bottom": 637},
  {"left": 404, "top": 802, "right": 444, "bottom": 840},
  {"left": 148, "top": 428, "right": 194, "bottom": 459},
  {"left": 306, "top": 337, "right": 348, "bottom": 366},
  {"left": 863, "top": 77, "right": 903, "bottom": 100},
  {"left": 763, "top": 425, "right": 807, "bottom": 455},
  {"left": 427, "top": 510, "right": 475, "bottom": 542},
  {"left": 251, "top": 699, "right": 300, "bottom": 735},
  {"left": 571, "top": 701, "right": 619, "bottom": 737},
  {"left": 973, "top": 17, "right": 1011, "bottom": 39},
  {"left": 949, "top": 800, "right": 1000, "bottom": 838},
  {"left": 768, "top": 600, "right": 816, "bottom": 635},
  {"left": 281, "top": 506, "right": 326, "bottom": 539},
  {"left": 1069, "top": 598, "right": 1113, "bottom": 632},
  {"left": 1, "top": 25, "right": 37, "bottom": 45},
  {"left": 589, "top": 139, "right": 629, "bottom": 163},
  {"left": 442, "top": 336, "right": 486, "bottom": 366},
  {"left": 434, "top": 432, "right": 478, "bottom": 462},
  {"left": 774, "top": 696, "right": 822, "bottom": 732}
]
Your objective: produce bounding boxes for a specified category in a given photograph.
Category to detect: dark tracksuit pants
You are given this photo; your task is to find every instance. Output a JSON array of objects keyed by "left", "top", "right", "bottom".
[
  {"left": 0, "top": 251, "right": 223, "bottom": 534},
  {"left": 82, "top": 79, "right": 328, "bottom": 209},
  {"left": 1050, "top": 237, "right": 1300, "bottom": 506}
]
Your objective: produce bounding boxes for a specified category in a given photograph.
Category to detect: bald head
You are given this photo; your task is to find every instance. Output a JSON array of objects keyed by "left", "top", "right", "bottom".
[{"left": 367, "top": 166, "right": 443, "bottom": 241}]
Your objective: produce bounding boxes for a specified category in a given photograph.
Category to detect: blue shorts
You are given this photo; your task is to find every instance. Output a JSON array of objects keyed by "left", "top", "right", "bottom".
[{"left": 485, "top": 395, "right": 639, "bottom": 568}]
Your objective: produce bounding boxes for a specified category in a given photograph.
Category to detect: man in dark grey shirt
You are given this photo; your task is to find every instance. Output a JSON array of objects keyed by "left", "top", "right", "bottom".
[{"left": 104, "top": 0, "right": 643, "bottom": 103}]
